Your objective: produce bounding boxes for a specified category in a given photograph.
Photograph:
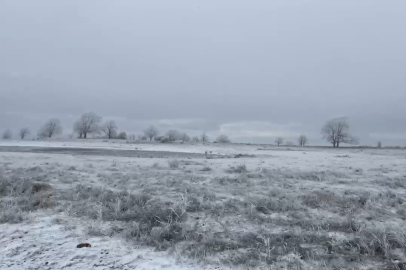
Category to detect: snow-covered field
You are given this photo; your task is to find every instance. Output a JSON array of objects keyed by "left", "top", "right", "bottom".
[{"left": 1, "top": 140, "right": 406, "bottom": 269}]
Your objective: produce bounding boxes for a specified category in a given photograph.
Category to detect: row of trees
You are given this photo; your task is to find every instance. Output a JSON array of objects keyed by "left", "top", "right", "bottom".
[
  {"left": 1, "top": 127, "right": 49, "bottom": 140},
  {"left": 1, "top": 115, "right": 364, "bottom": 148},
  {"left": 1, "top": 119, "right": 64, "bottom": 140},
  {"left": 1, "top": 113, "right": 122, "bottom": 140},
  {"left": 143, "top": 126, "right": 229, "bottom": 143},
  {"left": 1, "top": 112, "right": 231, "bottom": 143}
]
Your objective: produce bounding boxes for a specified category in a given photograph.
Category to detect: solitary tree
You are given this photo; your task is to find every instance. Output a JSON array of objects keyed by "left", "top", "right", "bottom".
[
  {"left": 38, "top": 119, "right": 63, "bottom": 138},
  {"left": 201, "top": 132, "right": 209, "bottom": 143},
  {"left": 217, "top": 134, "right": 231, "bottom": 143},
  {"left": 321, "top": 117, "right": 358, "bottom": 148},
  {"left": 180, "top": 133, "right": 190, "bottom": 142},
  {"left": 74, "top": 112, "right": 102, "bottom": 139},
  {"left": 101, "top": 120, "right": 118, "bottom": 139},
  {"left": 2, "top": 129, "right": 12, "bottom": 140},
  {"left": 19, "top": 128, "right": 30, "bottom": 139},
  {"left": 298, "top": 135, "right": 308, "bottom": 146},
  {"left": 275, "top": 137, "right": 283, "bottom": 146},
  {"left": 144, "top": 125, "right": 159, "bottom": 141},
  {"left": 166, "top": 130, "right": 180, "bottom": 142},
  {"left": 377, "top": 141, "right": 382, "bottom": 148}
]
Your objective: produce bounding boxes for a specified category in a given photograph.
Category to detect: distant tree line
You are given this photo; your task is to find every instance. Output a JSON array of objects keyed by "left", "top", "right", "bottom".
[
  {"left": 3, "top": 114, "right": 388, "bottom": 149},
  {"left": 0, "top": 112, "right": 232, "bottom": 144},
  {"left": 141, "top": 127, "right": 230, "bottom": 144}
]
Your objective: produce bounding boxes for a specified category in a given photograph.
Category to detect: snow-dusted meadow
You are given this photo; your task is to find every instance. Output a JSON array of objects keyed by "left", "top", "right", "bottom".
[{"left": 1, "top": 140, "right": 406, "bottom": 269}]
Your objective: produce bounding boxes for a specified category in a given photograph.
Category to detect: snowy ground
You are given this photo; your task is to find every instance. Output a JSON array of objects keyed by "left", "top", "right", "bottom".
[
  {"left": 0, "top": 213, "right": 219, "bottom": 270},
  {"left": 1, "top": 140, "right": 406, "bottom": 269}
]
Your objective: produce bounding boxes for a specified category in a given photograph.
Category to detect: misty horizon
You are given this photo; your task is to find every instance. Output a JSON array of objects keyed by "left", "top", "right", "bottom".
[{"left": 1, "top": 0, "right": 405, "bottom": 146}]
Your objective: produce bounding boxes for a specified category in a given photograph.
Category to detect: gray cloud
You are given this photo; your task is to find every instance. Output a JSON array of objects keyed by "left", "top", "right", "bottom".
[{"left": 1, "top": 0, "right": 405, "bottom": 145}]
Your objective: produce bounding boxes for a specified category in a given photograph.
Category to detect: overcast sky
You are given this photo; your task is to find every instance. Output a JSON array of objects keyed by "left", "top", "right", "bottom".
[{"left": 0, "top": 0, "right": 405, "bottom": 145}]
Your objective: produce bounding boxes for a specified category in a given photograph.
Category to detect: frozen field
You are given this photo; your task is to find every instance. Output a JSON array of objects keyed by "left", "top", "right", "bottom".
[{"left": 1, "top": 140, "right": 406, "bottom": 269}]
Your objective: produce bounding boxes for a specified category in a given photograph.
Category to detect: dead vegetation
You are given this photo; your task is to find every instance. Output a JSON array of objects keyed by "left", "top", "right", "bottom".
[
  {"left": 0, "top": 171, "right": 54, "bottom": 223},
  {"left": 226, "top": 164, "right": 248, "bottom": 174},
  {"left": 1, "top": 149, "right": 406, "bottom": 269},
  {"left": 168, "top": 159, "right": 180, "bottom": 169}
]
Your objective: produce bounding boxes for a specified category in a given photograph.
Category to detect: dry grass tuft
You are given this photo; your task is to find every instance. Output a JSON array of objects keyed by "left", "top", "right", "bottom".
[
  {"left": 226, "top": 164, "right": 248, "bottom": 174},
  {"left": 168, "top": 159, "right": 180, "bottom": 169},
  {"left": 0, "top": 173, "right": 54, "bottom": 223},
  {"left": 61, "top": 185, "right": 190, "bottom": 250},
  {"left": 201, "top": 166, "right": 212, "bottom": 172}
]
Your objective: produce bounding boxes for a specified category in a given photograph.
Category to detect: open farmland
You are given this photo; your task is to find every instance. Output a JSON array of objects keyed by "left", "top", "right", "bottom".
[{"left": 1, "top": 140, "right": 406, "bottom": 269}]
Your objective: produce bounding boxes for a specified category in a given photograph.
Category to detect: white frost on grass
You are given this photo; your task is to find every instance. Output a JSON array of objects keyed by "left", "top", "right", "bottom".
[
  {"left": 0, "top": 213, "right": 228, "bottom": 270},
  {"left": 1, "top": 141, "right": 406, "bottom": 269}
]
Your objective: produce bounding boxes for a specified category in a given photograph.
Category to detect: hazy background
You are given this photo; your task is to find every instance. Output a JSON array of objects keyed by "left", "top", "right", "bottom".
[{"left": 1, "top": 0, "right": 405, "bottom": 145}]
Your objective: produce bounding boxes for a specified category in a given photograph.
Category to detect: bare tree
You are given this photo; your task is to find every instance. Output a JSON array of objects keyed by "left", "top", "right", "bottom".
[
  {"left": 74, "top": 112, "right": 102, "bottom": 139},
  {"left": 38, "top": 119, "right": 63, "bottom": 138},
  {"left": 192, "top": 136, "right": 200, "bottom": 143},
  {"left": 19, "top": 128, "right": 30, "bottom": 139},
  {"left": 377, "top": 141, "right": 382, "bottom": 148},
  {"left": 144, "top": 125, "right": 159, "bottom": 141},
  {"left": 2, "top": 129, "right": 12, "bottom": 140},
  {"left": 101, "top": 120, "right": 118, "bottom": 139},
  {"left": 298, "top": 135, "right": 308, "bottom": 146},
  {"left": 286, "top": 141, "right": 293, "bottom": 146},
  {"left": 180, "top": 133, "right": 190, "bottom": 142},
  {"left": 166, "top": 130, "right": 180, "bottom": 142},
  {"left": 117, "top": 132, "right": 127, "bottom": 140},
  {"left": 201, "top": 132, "right": 209, "bottom": 143},
  {"left": 217, "top": 134, "right": 231, "bottom": 143},
  {"left": 321, "top": 117, "right": 358, "bottom": 148},
  {"left": 275, "top": 137, "right": 283, "bottom": 146}
]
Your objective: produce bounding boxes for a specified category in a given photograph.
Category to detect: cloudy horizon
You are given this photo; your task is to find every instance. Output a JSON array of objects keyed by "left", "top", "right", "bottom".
[{"left": 1, "top": 0, "right": 405, "bottom": 146}]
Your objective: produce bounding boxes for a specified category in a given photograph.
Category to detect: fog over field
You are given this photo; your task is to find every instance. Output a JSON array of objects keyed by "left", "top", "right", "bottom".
[{"left": 1, "top": 0, "right": 406, "bottom": 145}]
